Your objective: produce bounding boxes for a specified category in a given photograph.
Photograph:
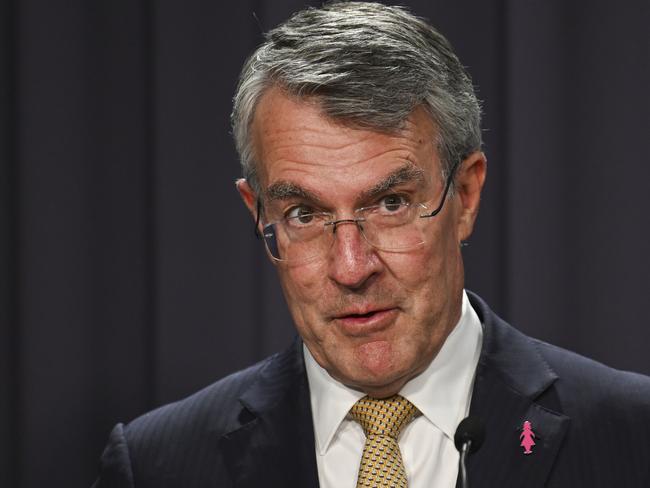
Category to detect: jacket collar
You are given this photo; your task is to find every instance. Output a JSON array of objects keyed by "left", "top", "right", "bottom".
[{"left": 465, "top": 291, "right": 570, "bottom": 487}]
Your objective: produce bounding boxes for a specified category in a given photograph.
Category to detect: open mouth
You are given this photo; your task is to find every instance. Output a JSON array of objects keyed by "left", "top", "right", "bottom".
[{"left": 345, "top": 311, "right": 379, "bottom": 319}]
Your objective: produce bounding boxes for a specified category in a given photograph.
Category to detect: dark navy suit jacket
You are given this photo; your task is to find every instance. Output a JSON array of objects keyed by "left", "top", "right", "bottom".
[{"left": 93, "top": 293, "right": 650, "bottom": 487}]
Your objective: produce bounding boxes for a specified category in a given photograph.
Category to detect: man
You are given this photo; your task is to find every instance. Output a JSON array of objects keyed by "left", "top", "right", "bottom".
[{"left": 93, "top": 2, "right": 650, "bottom": 487}]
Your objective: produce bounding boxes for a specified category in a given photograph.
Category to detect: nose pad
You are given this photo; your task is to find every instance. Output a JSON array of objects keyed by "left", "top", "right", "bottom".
[
  {"left": 327, "top": 219, "right": 368, "bottom": 252},
  {"left": 327, "top": 218, "right": 363, "bottom": 234},
  {"left": 326, "top": 219, "right": 378, "bottom": 289}
]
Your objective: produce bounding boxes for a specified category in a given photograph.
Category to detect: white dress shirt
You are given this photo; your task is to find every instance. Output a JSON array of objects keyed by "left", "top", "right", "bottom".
[{"left": 304, "top": 290, "right": 483, "bottom": 488}]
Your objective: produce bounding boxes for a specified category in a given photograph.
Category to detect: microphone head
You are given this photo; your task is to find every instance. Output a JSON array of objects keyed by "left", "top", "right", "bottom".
[{"left": 454, "top": 416, "right": 485, "bottom": 454}]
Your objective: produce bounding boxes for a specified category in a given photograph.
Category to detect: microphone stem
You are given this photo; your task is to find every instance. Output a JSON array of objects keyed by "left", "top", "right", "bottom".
[{"left": 459, "top": 440, "right": 471, "bottom": 488}]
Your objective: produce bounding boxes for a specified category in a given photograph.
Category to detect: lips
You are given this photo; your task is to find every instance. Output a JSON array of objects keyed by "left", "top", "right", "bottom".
[
  {"left": 332, "top": 307, "right": 398, "bottom": 336},
  {"left": 338, "top": 308, "right": 380, "bottom": 318},
  {"left": 334, "top": 307, "right": 386, "bottom": 320}
]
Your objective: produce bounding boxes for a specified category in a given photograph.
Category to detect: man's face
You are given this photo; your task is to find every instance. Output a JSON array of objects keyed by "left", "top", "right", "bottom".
[{"left": 238, "top": 88, "right": 485, "bottom": 397}]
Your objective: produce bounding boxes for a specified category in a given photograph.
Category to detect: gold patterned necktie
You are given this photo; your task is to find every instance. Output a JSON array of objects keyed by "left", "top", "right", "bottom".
[{"left": 349, "top": 395, "right": 420, "bottom": 487}]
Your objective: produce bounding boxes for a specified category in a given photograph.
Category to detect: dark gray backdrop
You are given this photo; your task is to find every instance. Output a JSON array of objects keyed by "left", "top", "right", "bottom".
[{"left": 2, "top": 1, "right": 649, "bottom": 487}]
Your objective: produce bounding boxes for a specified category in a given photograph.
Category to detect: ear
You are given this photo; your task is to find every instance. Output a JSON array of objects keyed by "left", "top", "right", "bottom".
[
  {"left": 236, "top": 178, "right": 258, "bottom": 219},
  {"left": 454, "top": 151, "right": 487, "bottom": 242}
]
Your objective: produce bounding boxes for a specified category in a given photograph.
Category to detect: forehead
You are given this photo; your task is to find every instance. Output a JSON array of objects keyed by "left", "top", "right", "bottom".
[{"left": 251, "top": 88, "right": 441, "bottom": 200}]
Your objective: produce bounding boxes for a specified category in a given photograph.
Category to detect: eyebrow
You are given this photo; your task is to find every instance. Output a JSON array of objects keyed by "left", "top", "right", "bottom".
[
  {"left": 263, "top": 162, "right": 425, "bottom": 205},
  {"left": 265, "top": 181, "right": 321, "bottom": 203},
  {"left": 360, "top": 162, "right": 426, "bottom": 200}
]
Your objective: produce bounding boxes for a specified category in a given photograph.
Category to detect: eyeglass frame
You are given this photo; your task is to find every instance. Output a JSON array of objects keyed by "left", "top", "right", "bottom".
[{"left": 252, "top": 159, "right": 462, "bottom": 260}]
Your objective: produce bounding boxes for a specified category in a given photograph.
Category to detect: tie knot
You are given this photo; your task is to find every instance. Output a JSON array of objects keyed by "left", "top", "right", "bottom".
[{"left": 350, "top": 395, "right": 419, "bottom": 439}]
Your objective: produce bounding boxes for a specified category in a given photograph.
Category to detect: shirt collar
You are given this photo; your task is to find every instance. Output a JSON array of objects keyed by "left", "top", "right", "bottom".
[{"left": 304, "top": 290, "right": 483, "bottom": 455}]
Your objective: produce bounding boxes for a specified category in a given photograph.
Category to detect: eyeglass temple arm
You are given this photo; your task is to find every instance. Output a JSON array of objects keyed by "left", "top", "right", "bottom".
[
  {"left": 422, "top": 159, "right": 462, "bottom": 218},
  {"left": 254, "top": 200, "right": 263, "bottom": 238}
]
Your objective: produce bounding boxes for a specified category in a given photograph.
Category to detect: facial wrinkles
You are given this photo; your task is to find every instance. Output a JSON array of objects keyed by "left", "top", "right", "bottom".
[
  {"left": 263, "top": 121, "right": 424, "bottom": 168},
  {"left": 290, "top": 249, "right": 438, "bottom": 332},
  {"left": 321, "top": 217, "right": 455, "bottom": 360},
  {"left": 277, "top": 182, "right": 452, "bottom": 332},
  {"left": 254, "top": 87, "right": 436, "bottom": 178},
  {"left": 325, "top": 283, "right": 402, "bottom": 319},
  {"left": 265, "top": 163, "right": 423, "bottom": 209},
  {"left": 280, "top": 210, "right": 449, "bottom": 343},
  {"left": 268, "top": 151, "right": 421, "bottom": 190},
  {"left": 250, "top": 91, "right": 472, "bottom": 397},
  {"left": 328, "top": 252, "right": 439, "bottom": 325}
]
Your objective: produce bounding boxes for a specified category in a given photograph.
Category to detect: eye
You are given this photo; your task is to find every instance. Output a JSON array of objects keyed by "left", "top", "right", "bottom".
[
  {"left": 378, "top": 194, "right": 408, "bottom": 213},
  {"left": 286, "top": 205, "right": 316, "bottom": 224}
]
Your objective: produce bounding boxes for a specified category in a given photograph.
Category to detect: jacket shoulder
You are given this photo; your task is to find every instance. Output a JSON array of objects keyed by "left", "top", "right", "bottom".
[
  {"left": 468, "top": 289, "right": 650, "bottom": 412},
  {"left": 113, "top": 351, "right": 284, "bottom": 485},
  {"left": 125, "top": 353, "right": 276, "bottom": 443},
  {"left": 530, "top": 339, "right": 650, "bottom": 484},
  {"left": 532, "top": 337, "right": 650, "bottom": 411},
  {"left": 94, "top": 339, "right": 307, "bottom": 486}
]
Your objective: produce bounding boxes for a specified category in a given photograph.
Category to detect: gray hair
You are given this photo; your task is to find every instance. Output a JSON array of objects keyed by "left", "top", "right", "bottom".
[{"left": 231, "top": 1, "right": 482, "bottom": 195}]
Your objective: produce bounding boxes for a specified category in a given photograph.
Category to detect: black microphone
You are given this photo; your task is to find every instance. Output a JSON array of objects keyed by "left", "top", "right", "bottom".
[{"left": 454, "top": 416, "right": 485, "bottom": 488}]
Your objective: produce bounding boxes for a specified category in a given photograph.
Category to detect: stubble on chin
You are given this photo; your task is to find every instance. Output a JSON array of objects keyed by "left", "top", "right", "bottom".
[{"left": 353, "top": 340, "right": 395, "bottom": 376}]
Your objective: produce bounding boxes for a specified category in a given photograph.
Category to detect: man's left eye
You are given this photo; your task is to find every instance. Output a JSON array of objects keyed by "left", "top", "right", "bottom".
[{"left": 379, "top": 194, "right": 408, "bottom": 212}]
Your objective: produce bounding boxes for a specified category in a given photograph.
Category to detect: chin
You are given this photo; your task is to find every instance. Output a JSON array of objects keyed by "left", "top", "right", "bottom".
[
  {"left": 339, "top": 361, "right": 415, "bottom": 397},
  {"left": 318, "top": 340, "right": 422, "bottom": 394}
]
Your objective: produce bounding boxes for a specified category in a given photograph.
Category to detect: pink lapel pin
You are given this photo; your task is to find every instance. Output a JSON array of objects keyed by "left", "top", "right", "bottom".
[{"left": 519, "top": 421, "right": 536, "bottom": 454}]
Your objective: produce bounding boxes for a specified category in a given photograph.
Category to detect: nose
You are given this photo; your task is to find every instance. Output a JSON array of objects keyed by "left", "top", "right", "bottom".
[{"left": 327, "top": 220, "right": 382, "bottom": 289}]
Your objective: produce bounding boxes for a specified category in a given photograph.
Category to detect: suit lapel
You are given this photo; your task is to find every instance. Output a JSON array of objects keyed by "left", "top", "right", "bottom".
[
  {"left": 465, "top": 293, "right": 570, "bottom": 487},
  {"left": 219, "top": 340, "right": 319, "bottom": 488}
]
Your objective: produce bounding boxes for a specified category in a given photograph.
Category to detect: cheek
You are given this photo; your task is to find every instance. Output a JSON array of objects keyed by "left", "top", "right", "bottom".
[
  {"left": 382, "top": 245, "right": 444, "bottom": 292},
  {"left": 406, "top": 218, "right": 460, "bottom": 286},
  {"left": 381, "top": 226, "right": 460, "bottom": 329},
  {"left": 277, "top": 262, "right": 328, "bottom": 320}
]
